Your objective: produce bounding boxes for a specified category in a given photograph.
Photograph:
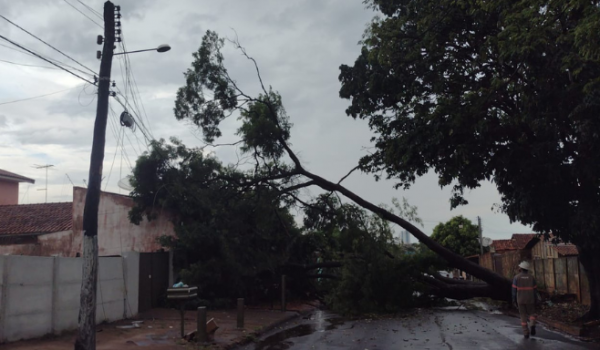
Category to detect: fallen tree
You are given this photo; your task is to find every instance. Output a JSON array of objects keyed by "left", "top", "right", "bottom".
[{"left": 134, "top": 31, "right": 512, "bottom": 303}]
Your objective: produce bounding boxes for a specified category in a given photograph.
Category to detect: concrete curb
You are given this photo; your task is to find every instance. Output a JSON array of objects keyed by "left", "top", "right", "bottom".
[
  {"left": 503, "top": 309, "right": 598, "bottom": 340},
  {"left": 218, "top": 308, "right": 316, "bottom": 350}
]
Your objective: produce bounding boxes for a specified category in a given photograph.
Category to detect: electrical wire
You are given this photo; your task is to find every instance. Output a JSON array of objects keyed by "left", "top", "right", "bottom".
[
  {"left": 120, "top": 33, "right": 155, "bottom": 139},
  {"left": 63, "top": 0, "right": 104, "bottom": 29},
  {"left": 0, "top": 58, "right": 59, "bottom": 70},
  {"left": 0, "top": 35, "right": 94, "bottom": 84},
  {"left": 113, "top": 93, "right": 153, "bottom": 145},
  {"left": 0, "top": 14, "right": 97, "bottom": 75},
  {"left": 108, "top": 105, "right": 137, "bottom": 168},
  {"left": 0, "top": 41, "right": 94, "bottom": 77},
  {"left": 76, "top": 0, "right": 103, "bottom": 20},
  {"left": 77, "top": 83, "right": 97, "bottom": 106},
  {"left": 0, "top": 85, "right": 83, "bottom": 106},
  {"left": 104, "top": 126, "right": 124, "bottom": 191}
]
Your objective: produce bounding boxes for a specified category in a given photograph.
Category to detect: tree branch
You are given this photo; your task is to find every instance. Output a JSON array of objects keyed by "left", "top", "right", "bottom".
[
  {"left": 338, "top": 165, "right": 361, "bottom": 184},
  {"left": 281, "top": 180, "right": 316, "bottom": 193}
]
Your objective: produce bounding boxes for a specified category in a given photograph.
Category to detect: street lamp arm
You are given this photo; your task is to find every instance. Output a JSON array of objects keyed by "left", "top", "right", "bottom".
[{"left": 114, "top": 44, "right": 171, "bottom": 56}]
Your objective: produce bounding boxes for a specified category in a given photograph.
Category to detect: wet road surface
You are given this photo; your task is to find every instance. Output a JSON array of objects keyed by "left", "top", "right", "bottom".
[{"left": 240, "top": 309, "right": 600, "bottom": 350}]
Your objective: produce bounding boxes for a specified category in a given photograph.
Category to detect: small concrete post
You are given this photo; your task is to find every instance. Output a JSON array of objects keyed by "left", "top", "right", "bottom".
[
  {"left": 281, "top": 274, "right": 286, "bottom": 312},
  {"left": 180, "top": 303, "right": 185, "bottom": 338},
  {"left": 197, "top": 306, "right": 207, "bottom": 343},
  {"left": 237, "top": 298, "right": 244, "bottom": 328}
]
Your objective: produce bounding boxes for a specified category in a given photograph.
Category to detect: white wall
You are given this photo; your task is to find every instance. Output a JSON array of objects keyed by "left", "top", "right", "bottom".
[{"left": 0, "top": 253, "right": 140, "bottom": 343}]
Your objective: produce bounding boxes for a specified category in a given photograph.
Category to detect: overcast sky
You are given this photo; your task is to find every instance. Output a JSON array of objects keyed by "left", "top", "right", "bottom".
[{"left": 0, "top": 0, "right": 532, "bottom": 240}]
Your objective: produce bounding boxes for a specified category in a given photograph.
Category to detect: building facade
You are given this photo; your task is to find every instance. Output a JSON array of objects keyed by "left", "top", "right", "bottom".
[
  {"left": 0, "top": 186, "right": 174, "bottom": 257},
  {"left": 0, "top": 169, "right": 35, "bottom": 205}
]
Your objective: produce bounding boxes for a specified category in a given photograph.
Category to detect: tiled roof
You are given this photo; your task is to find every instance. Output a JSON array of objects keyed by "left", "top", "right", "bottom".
[
  {"left": 492, "top": 239, "right": 516, "bottom": 251},
  {"left": 0, "top": 202, "right": 72, "bottom": 236},
  {"left": 511, "top": 233, "right": 538, "bottom": 249},
  {"left": 554, "top": 244, "right": 579, "bottom": 256},
  {"left": 0, "top": 169, "right": 35, "bottom": 183}
]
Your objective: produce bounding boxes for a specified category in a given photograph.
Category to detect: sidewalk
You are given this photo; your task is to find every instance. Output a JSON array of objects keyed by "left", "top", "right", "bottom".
[{"left": 1, "top": 302, "right": 318, "bottom": 350}]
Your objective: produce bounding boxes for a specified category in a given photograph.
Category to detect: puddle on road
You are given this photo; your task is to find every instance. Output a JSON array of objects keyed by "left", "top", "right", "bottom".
[
  {"left": 253, "top": 311, "right": 347, "bottom": 350},
  {"left": 255, "top": 324, "right": 314, "bottom": 350}
]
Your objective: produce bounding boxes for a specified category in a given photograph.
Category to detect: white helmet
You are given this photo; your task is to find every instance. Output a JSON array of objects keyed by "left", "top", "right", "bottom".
[{"left": 518, "top": 261, "right": 531, "bottom": 270}]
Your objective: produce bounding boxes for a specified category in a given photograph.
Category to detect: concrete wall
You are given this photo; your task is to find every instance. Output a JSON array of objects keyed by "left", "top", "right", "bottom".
[
  {"left": 72, "top": 187, "right": 174, "bottom": 256},
  {"left": 0, "top": 253, "right": 140, "bottom": 343},
  {"left": 0, "top": 180, "right": 18, "bottom": 206}
]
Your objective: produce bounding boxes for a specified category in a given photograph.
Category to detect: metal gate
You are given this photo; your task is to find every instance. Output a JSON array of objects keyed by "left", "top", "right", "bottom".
[{"left": 138, "top": 252, "right": 169, "bottom": 313}]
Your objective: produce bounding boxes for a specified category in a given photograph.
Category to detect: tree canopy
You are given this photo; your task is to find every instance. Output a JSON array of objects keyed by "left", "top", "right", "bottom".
[
  {"left": 132, "top": 27, "right": 524, "bottom": 311},
  {"left": 339, "top": 0, "right": 600, "bottom": 318},
  {"left": 129, "top": 138, "right": 309, "bottom": 302},
  {"left": 431, "top": 216, "right": 480, "bottom": 257}
]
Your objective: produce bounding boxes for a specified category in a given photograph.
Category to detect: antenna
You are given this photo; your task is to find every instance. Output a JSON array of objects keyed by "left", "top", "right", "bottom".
[
  {"left": 65, "top": 173, "right": 75, "bottom": 186},
  {"left": 33, "top": 164, "right": 54, "bottom": 203},
  {"left": 117, "top": 175, "right": 133, "bottom": 191},
  {"left": 481, "top": 237, "right": 492, "bottom": 247}
]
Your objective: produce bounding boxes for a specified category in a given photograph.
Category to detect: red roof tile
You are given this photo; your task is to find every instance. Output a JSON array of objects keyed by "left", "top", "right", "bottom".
[
  {"left": 511, "top": 233, "right": 538, "bottom": 250},
  {"left": 0, "top": 169, "right": 35, "bottom": 183},
  {"left": 554, "top": 245, "right": 579, "bottom": 256},
  {"left": 492, "top": 239, "right": 516, "bottom": 251},
  {"left": 0, "top": 202, "right": 72, "bottom": 236}
]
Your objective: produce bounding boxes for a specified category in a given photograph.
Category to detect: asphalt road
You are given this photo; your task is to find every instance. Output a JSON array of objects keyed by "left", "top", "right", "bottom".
[{"left": 240, "top": 309, "right": 600, "bottom": 350}]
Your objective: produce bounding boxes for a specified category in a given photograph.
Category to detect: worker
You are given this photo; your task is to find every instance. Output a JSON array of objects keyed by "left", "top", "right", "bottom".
[{"left": 512, "top": 261, "right": 538, "bottom": 338}]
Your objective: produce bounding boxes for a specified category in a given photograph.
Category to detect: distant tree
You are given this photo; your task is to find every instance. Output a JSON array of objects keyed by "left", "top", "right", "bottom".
[
  {"left": 339, "top": 0, "right": 600, "bottom": 319},
  {"left": 431, "top": 216, "right": 480, "bottom": 257}
]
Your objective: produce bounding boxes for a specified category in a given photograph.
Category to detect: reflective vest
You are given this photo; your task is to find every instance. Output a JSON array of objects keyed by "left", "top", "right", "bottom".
[{"left": 512, "top": 271, "right": 537, "bottom": 304}]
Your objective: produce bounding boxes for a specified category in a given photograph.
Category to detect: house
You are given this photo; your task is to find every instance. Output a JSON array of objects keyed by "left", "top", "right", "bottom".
[
  {"left": 490, "top": 233, "right": 539, "bottom": 257},
  {"left": 0, "top": 202, "right": 73, "bottom": 256},
  {"left": 479, "top": 234, "right": 539, "bottom": 278},
  {"left": 0, "top": 186, "right": 174, "bottom": 257},
  {"left": 531, "top": 234, "right": 578, "bottom": 259},
  {"left": 0, "top": 169, "right": 35, "bottom": 205}
]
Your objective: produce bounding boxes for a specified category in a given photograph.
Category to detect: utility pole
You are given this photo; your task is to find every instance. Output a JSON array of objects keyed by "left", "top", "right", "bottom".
[
  {"left": 33, "top": 164, "right": 54, "bottom": 202},
  {"left": 75, "top": 2, "right": 116, "bottom": 350},
  {"left": 477, "top": 216, "right": 483, "bottom": 256}
]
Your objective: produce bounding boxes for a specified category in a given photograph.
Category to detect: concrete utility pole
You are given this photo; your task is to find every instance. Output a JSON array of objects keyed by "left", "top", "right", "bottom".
[
  {"left": 477, "top": 216, "right": 483, "bottom": 256},
  {"left": 75, "top": 2, "right": 115, "bottom": 350}
]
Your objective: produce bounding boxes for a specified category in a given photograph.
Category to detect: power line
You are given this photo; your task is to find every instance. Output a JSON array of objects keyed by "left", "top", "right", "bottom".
[
  {"left": 121, "top": 34, "right": 154, "bottom": 139},
  {"left": 0, "top": 14, "right": 97, "bottom": 75},
  {"left": 0, "top": 35, "right": 94, "bottom": 84},
  {"left": 75, "top": 0, "right": 103, "bottom": 20},
  {"left": 0, "top": 58, "right": 59, "bottom": 70},
  {"left": 63, "top": 0, "right": 103, "bottom": 29},
  {"left": 0, "top": 42, "right": 36, "bottom": 56},
  {"left": 0, "top": 85, "right": 82, "bottom": 106},
  {"left": 104, "top": 127, "right": 124, "bottom": 191},
  {"left": 0, "top": 41, "right": 94, "bottom": 77}
]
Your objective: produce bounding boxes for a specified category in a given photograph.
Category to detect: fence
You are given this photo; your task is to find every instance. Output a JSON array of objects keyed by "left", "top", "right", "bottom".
[
  {"left": 479, "top": 251, "right": 591, "bottom": 305},
  {"left": 530, "top": 257, "right": 591, "bottom": 305},
  {"left": 479, "top": 251, "right": 527, "bottom": 279},
  {"left": 0, "top": 252, "right": 140, "bottom": 343}
]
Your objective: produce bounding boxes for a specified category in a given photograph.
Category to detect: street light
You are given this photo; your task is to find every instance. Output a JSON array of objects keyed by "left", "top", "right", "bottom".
[{"left": 113, "top": 44, "right": 171, "bottom": 56}]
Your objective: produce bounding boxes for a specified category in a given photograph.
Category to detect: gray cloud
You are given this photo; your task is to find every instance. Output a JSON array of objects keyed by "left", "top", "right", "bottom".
[{"left": 0, "top": 0, "right": 532, "bottom": 238}]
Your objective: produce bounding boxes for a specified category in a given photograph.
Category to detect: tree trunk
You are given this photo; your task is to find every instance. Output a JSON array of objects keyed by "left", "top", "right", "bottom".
[
  {"left": 423, "top": 276, "right": 507, "bottom": 300},
  {"left": 577, "top": 245, "right": 600, "bottom": 320},
  {"left": 259, "top": 91, "right": 512, "bottom": 302},
  {"left": 297, "top": 168, "right": 512, "bottom": 301}
]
